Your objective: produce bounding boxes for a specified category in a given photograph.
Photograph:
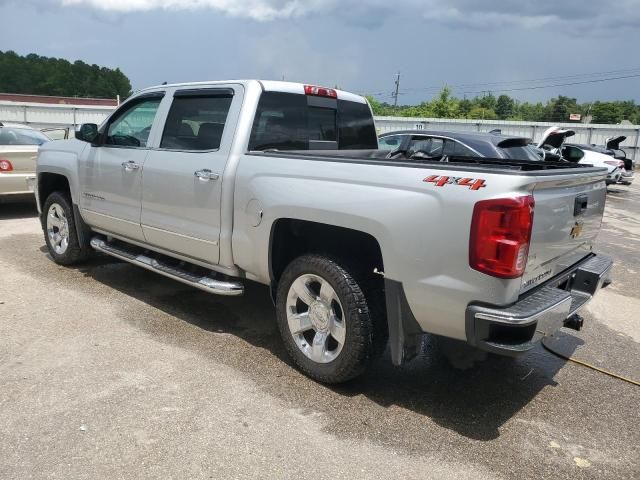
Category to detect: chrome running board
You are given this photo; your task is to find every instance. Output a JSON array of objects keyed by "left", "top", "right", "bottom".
[{"left": 90, "top": 237, "right": 244, "bottom": 296}]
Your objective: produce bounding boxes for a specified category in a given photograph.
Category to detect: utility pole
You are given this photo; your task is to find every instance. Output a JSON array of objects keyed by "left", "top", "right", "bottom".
[{"left": 392, "top": 72, "right": 400, "bottom": 107}]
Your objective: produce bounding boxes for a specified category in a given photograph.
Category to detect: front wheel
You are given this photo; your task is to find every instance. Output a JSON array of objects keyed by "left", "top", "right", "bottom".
[
  {"left": 42, "top": 191, "right": 91, "bottom": 265},
  {"left": 276, "top": 254, "right": 379, "bottom": 384}
]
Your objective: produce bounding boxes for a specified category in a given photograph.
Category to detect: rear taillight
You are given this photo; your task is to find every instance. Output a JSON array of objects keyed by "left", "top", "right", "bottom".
[
  {"left": 604, "top": 160, "right": 624, "bottom": 168},
  {"left": 304, "top": 85, "right": 338, "bottom": 98},
  {"left": 469, "top": 195, "right": 534, "bottom": 279},
  {"left": 0, "top": 159, "right": 13, "bottom": 172}
]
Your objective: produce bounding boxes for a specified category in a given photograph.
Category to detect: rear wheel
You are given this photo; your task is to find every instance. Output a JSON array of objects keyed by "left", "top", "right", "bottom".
[
  {"left": 276, "top": 254, "right": 380, "bottom": 383},
  {"left": 42, "top": 191, "right": 91, "bottom": 265}
]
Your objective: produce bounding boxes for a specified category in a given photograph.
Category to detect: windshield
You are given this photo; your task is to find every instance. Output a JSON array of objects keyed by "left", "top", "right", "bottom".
[{"left": 0, "top": 126, "right": 50, "bottom": 146}]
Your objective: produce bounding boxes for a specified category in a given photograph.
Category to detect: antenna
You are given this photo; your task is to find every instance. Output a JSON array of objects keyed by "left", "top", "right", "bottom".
[{"left": 392, "top": 72, "right": 400, "bottom": 107}]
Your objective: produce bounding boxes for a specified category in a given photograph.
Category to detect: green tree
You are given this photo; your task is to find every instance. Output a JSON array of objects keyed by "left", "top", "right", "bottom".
[
  {"left": 458, "top": 98, "right": 472, "bottom": 118},
  {"left": 431, "top": 86, "right": 459, "bottom": 118},
  {"left": 495, "top": 94, "right": 515, "bottom": 119},
  {"left": 365, "top": 87, "right": 638, "bottom": 125},
  {"left": 365, "top": 95, "right": 384, "bottom": 115},
  {"left": 478, "top": 92, "right": 497, "bottom": 111},
  {"left": 0, "top": 50, "right": 132, "bottom": 98},
  {"left": 468, "top": 107, "right": 498, "bottom": 120},
  {"left": 591, "top": 101, "right": 624, "bottom": 124},
  {"left": 545, "top": 96, "right": 579, "bottom": 122}
]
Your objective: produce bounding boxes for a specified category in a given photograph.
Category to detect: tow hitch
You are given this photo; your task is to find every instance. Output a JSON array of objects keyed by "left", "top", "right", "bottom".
[{"left": 564, "top": 314, "right": 584, "bottom": 331}]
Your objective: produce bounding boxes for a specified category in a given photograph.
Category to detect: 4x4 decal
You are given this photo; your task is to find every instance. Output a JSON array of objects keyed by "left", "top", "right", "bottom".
[{"left": 423, "top": 175, "right": 486, "bottom": 190}]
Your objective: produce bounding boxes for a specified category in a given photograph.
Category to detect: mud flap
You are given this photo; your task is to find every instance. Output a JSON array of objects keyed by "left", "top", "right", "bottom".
[
  {"left": 73, "top": 203, "right": 92, "bottom": 246},
  {"left": 384, "top": 278, "right": 424, "bottom": 366}
]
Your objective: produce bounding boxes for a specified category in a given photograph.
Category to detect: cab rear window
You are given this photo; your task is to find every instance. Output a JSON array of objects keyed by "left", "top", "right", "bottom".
[{"left": 248, "top": 92, "right": 377, "bottom": 151}]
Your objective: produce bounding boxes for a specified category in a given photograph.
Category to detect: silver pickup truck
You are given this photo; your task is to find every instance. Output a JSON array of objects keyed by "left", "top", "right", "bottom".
[{"left": 36, "top": 80, "right": 613, "bottom": 383}]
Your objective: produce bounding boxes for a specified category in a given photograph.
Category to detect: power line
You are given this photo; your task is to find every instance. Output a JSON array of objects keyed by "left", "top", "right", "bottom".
[
  {"left": 367, "top": 66, "right": 640, "bottom": 98},
  {"left": 457, "top": 73, "right": 640, "bottom": 96},
  {"left": 402, "top": 66, "right": 640, "bottom": 93}
]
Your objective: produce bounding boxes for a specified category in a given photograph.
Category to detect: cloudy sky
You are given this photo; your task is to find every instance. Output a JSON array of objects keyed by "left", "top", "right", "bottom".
[{"left": 1, "top": 0, "right": 639, "bottom": 103}]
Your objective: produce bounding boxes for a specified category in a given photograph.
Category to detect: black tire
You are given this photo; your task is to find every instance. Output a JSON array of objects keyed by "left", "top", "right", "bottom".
[
  {"left": 42, "top": 191, "right": 91, "bottom": 265},
  {"left": 276, "top": 254, "right": 380, "bottom": 384}
]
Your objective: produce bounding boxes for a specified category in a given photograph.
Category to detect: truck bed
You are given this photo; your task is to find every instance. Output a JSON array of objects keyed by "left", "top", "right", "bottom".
[{"left": 252, "top": 149, "right": 607, "bottom": 174}]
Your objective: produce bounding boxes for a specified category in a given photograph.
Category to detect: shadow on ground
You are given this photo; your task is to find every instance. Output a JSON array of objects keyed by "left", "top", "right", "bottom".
[
  {"left": 61, "top": 251, "right": 579, "bottom": 442},
  {"left": 0, "top": 200, "right": 38, "bottom": 220}
]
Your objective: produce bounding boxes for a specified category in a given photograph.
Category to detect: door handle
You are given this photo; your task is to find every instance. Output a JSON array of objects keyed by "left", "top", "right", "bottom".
[
  {"left": 194, "top": 169, "right": 220, "bottom": 181},
  {"left": 121, "top": 161, "right": 140, "bottom": 171},
  {"left": 574, "top": 195, "right": 588, "bottom": 216}
]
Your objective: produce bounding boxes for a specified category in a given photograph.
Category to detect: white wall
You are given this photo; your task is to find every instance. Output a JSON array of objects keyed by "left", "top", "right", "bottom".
[
  {"left": 2, "top": 100, "right": 638, "bottom": 160},
  {"left": 0, "top": 101, "right": 113, "bottom": 129}
]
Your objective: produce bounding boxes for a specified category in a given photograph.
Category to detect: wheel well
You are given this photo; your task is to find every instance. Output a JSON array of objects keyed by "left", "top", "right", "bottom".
[
  {"left": 270, "top": 219, "right": 384, "bottom": 283},
  {"left": 38, "top": 173, "right": 70, "bottom": 210}
]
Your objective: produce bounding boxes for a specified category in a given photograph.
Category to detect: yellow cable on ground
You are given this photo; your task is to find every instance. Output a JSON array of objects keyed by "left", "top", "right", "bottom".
[{"left": 541, "top": 338, "right": 640, "bottom": 387}]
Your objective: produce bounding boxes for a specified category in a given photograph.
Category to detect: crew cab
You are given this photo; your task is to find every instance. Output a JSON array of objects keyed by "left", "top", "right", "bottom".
[{"left": 36, "top": 80, "right": 613, "bottom": 383}]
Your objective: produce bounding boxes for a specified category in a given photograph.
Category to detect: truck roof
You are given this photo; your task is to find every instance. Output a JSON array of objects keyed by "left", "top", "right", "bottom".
[{"left": 138, "top": 79, "right": 368, "bottom": 104}]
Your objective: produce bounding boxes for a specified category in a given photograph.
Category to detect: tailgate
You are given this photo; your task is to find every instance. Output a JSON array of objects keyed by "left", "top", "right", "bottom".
[{"left": 521, "top": 171, "right": 607, "bottom": 293}]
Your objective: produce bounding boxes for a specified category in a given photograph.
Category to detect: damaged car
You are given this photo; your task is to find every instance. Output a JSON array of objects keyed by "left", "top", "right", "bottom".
[
  {"left": 564, "top": 136, "right": 634, "bottom": 185},
  {"left": 536, "top": 127, "right": 629, "bottom": 185}
]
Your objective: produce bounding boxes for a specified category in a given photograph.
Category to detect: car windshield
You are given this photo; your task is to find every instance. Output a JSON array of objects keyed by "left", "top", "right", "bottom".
[{"left": 0, "top": 126, "right": 50, "bottom": 146}]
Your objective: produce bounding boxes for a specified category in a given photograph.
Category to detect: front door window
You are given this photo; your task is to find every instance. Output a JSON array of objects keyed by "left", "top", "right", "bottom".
[{"left": 106, "top": 98, "right": 162, "bottom": 148}]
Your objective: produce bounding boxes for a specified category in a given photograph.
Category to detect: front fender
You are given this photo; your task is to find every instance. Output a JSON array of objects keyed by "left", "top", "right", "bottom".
[{"left": 36, "top": 139, "right": 88, "bottom": 207}]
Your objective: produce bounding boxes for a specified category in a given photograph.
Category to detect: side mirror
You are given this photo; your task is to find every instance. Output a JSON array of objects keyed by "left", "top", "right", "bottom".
[{"left": 75, "top": 123, "right": 99, "bottom": 143}]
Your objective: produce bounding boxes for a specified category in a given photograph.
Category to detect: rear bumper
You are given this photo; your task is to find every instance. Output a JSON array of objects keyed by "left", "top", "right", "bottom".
[
  {"left": 619, "top": 170, "right": 634, "bottom": 184},
  {"left": 606, "top": 169, "right": 622, "bottom": 184},
  {"left": 466, "top": 254, "right": 613, "bottom": 355},
  {"left": 0, "top": 173, "right": 36, "bottom": 196}
]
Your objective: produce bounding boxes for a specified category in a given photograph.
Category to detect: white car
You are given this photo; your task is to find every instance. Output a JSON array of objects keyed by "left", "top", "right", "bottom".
[
  {"left": 565, "top": 136, "right": 634, "bottom": 185},
  {"left": 536, "top": 127, "right": 629, "bottom": 185}
]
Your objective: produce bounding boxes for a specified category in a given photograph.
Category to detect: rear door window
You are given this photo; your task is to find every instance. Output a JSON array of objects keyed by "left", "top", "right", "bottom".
[
  {"left": 408, "top": 136, "right": 444, "bottom": 157},
  {"left": 248, "top": 92, "right": 377, "bottom": 151},
  {"left": 443, "top": 139, "right": 477, "bottom": 157},
  {"left": 160, "top": 90, "right": 233, "bottom": 151}
]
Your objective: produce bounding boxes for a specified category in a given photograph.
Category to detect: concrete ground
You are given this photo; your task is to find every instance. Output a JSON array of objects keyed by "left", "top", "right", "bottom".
[{"left": 1, "top": 184, "right": 638, "bottom": 480}]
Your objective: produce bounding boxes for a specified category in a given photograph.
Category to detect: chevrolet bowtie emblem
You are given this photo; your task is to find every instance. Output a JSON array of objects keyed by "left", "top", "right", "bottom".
[{"left": 570, "top": 222, "right": 584, "bottom": 239}]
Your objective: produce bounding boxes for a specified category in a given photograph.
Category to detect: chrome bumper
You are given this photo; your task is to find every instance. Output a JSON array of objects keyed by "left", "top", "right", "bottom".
[
  {"left": 619, "top": 170, "right": 634, "bottom": 184},
  {"left": 606, "top": 169, "right": 622, "bottom": 184},
  {"left": 466, "top": 254, "right": 613, "bottom": 355}
]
